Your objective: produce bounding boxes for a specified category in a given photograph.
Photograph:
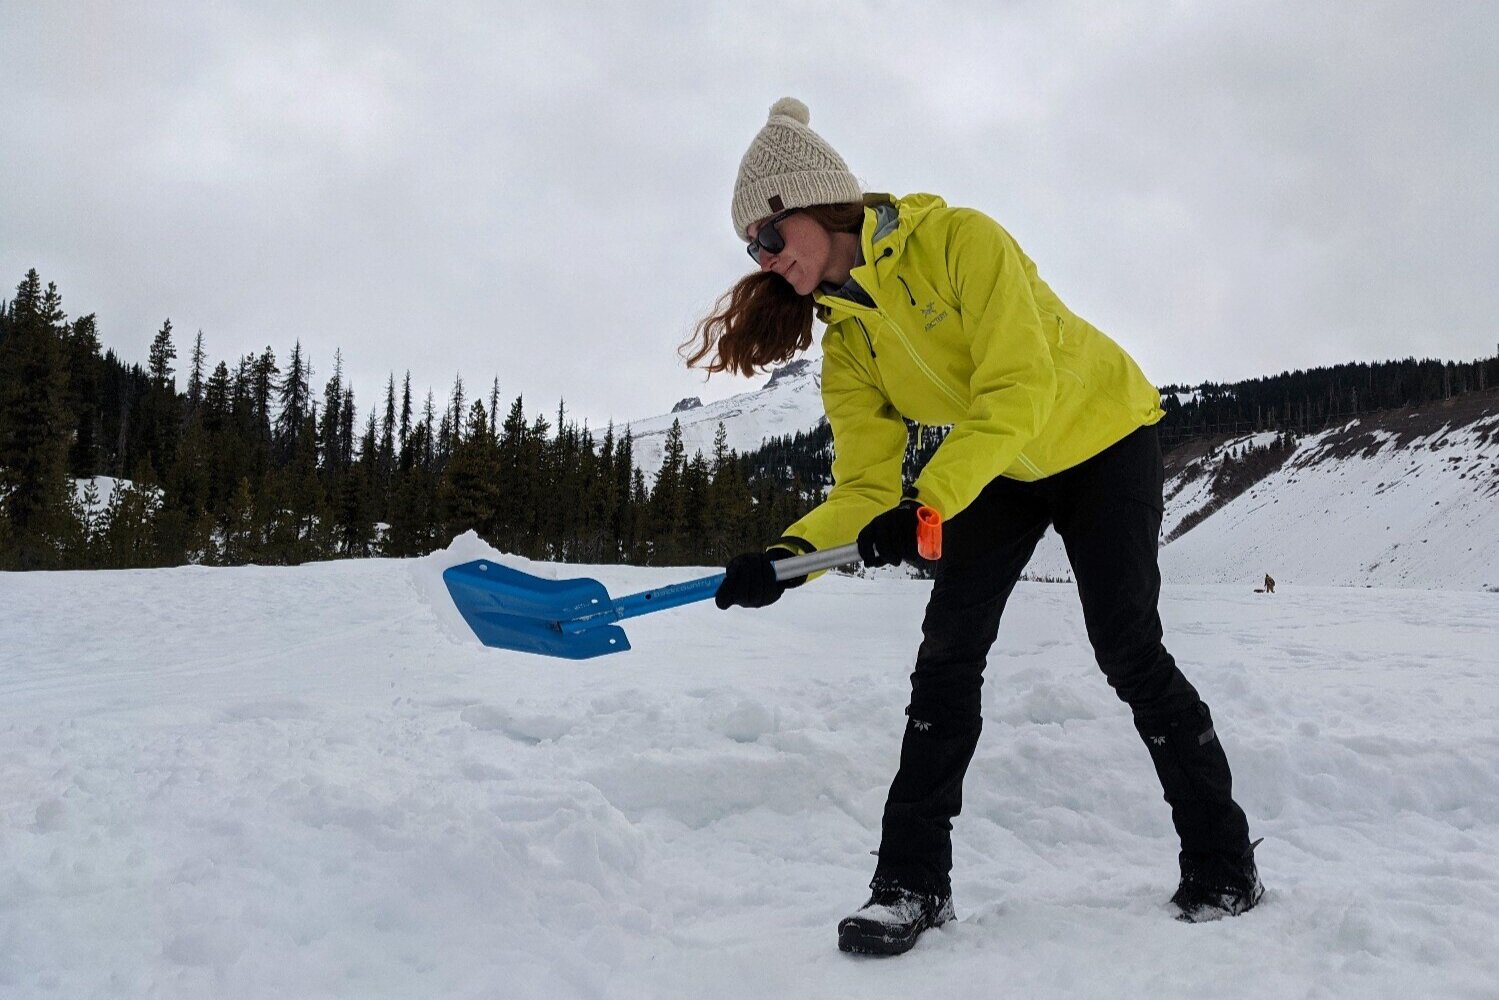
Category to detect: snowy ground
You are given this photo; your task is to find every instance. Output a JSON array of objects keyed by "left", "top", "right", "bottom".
[{"left": 3, "top": 534, "right": 1497, "bottom": 999}]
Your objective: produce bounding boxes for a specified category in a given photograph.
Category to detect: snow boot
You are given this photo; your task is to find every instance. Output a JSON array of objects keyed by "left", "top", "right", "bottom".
[
  {"left": 837, "top": 877, "right": 954, "bottom": 955},
  {"left": 1172, "top": 839, "right": 1265, "bottom": 922}
]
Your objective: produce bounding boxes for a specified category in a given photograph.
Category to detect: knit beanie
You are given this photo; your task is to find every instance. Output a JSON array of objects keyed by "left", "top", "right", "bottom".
[{"left": 732, "top": 97, "right": 862, "bottom": 240}]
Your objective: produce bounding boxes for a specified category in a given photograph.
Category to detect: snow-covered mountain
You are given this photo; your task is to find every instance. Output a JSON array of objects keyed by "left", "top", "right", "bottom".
[
  {"left": 628, "top": 367, "right": 1499, "bottom": 591},
  {"left": 623, "top": 358, "right": 824, "bottom": 473}
]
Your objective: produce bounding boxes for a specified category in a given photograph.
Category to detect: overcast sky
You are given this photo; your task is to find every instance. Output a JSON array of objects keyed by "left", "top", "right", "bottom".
[{"left": 4, "top": 1, "right": 1495, "bottom": 431}]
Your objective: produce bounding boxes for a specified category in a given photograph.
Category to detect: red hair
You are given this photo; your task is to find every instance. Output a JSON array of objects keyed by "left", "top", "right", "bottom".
[{"left": 682, "top": 203, "right": 865, "bottom": 377}]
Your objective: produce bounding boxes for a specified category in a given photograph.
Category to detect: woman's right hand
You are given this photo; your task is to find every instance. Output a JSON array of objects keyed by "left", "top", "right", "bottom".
[{"left": 714, "top": 548, "right": 796, "bottom": 609}]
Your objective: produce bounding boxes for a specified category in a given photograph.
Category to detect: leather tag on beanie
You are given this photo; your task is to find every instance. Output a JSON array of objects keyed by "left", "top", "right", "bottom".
[{"left": 768, "top": 194, "right": 785, "bottom": 212}]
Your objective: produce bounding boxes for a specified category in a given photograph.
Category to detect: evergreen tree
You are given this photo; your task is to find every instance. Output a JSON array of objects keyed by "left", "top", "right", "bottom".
[
  {"left": 138, "top": 318, "right": 181, "bottom": 479},
  {"left": 379, "top": 373, "right": 397, "bottom": 479},
  {"left": 187, "top": 330, "right": 207, "bottom": 411},
  {"left": 318, "top": 350, "right": 346, "bottom": 483},
  {"left": 495, "top": 395, "right": 529, "bottom": 547},
  {"left": 420, "top": 390, "right": 437, "bottom": 470},
  {"left": 439, "top": 400, "right": 503, "bottom": 542},
  {"left": 627, "top": 467, "right": 650, "bottom": 563},
  {"left": 274, "top": 341, "right": 310, "bottom": 461},
  {"left": 682, "top": 450, "right": 711, "bottom": 561},
  {"left": 65, "top": 313, "right": 105, "bottom": 477},
  {"left": 220, "top": 477, "right": 259, "bottom": 564},
  {"left": 288, "top": 407, "right": 329, "bottom": 561},
  {"left": 706, "top": 422, "right": 750, "bottom": 563},
  {"left": 96, "top": 470, "right": 163, "bottom": 568},
  {"left": 448, "top": 373, "right": 466, "bottom": 449},
  {"left": 649, "top": 419, "right": 688, "bottom": 563},
  {"left": 335, "top": 453, "right": 374, "bottom": 557},
  {"left": 70, "top": 478, "right": 103, "bottom": 566},
  {"left": 398, "top": 372, "right": 413, "bottom": 456},
  {"left": 340, "top": 385, "right": 356, "bottom": 472},
  {"left": 167, "top": 413, "right": 212, "bottom": 525},
  {"left": 148, "top": 318, "right": 177, "bottom": 385},
  {"left": 252, "top": 347, "right": 278, "bottom": 437},
  {"left": 0, "top": 272, "right": 76, "bottom": 568},
  {"left": 202, "top": 360, "right": 236, "bottom": 508}
]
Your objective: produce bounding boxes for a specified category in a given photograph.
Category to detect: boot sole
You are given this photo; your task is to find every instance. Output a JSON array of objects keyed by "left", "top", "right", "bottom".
[
  {"left": 837, "top": 901, "right": 954, "bottom": 955},
  {"left": 837, "top": 917, "right": 923, "bottom": 955}
]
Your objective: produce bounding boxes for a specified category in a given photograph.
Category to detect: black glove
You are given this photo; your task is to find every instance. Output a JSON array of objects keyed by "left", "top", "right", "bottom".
[
  {"left": 715, "top": 547, "right": 796, "bottom": 609},
  {"left": 857, "top": 500, "right": 923, "bottom": 567}
]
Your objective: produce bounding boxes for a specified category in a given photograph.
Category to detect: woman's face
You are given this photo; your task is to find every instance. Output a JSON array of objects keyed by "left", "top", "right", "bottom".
[{"left": 747, "top": 211, "right": 835, "bottom": 296}]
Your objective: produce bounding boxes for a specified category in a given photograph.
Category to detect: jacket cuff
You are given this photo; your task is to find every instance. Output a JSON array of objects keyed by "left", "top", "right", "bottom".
[
  {"left": 769, "top": 535, "right": 815, "bottom": 557},
  {"left": 769, "top": 536, "right": 816, "bottom": 588}
]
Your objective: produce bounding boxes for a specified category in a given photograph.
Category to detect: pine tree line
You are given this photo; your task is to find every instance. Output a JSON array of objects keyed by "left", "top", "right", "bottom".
[
  {"left": 6, "top": 266, "right": 1492, "bottom": 572},
  {"left": 1158, "top": 355, "right": 1499, "bottom": 446},
  {"left": 745, "top": 417, "right": 948, "bottom": 497},
  {"left": 0, "top": 270, "right": 816, "bottom": 571}
]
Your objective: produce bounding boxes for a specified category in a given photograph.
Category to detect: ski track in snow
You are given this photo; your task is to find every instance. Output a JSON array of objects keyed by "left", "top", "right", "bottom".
[{"left": 1, "top": 535, "right": 1496, "bottom": 999}]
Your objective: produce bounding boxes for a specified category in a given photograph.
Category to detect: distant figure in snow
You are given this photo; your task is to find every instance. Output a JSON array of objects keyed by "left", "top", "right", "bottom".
[
  {"left": 1264, "top": 574, "right": 1276, "bottom": 594},
  {"left": 692, "top": 98, "right": 1263, "bottom": 954}
]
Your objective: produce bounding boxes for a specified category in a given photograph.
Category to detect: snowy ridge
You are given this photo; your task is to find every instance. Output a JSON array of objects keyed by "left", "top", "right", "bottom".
[
  {"left": 1002, "top": 396, "right": 1499, "bottom": 592},
  {"left": 623, "top": 359, "right": 824, "bottom": 473},
  {"left": 1159, "top": 430, "right": 1284, "bottom": 542},
  {"left": 1158, "top": 409, "right": 1499, "bottom": 590},
  {"left": 3, "top": 534, "right": 1496, "bottom": 997}
]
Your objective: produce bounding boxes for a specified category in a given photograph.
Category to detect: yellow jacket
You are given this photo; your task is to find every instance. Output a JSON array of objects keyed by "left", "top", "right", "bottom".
[{"left": 777, "top": 192, "right": 1164, "bottom": 555}]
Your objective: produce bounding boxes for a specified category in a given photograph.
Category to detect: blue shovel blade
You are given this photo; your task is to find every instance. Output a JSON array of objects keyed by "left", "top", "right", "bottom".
[{"left": 443, "top": 559, "right": 630, "bottom": 660}]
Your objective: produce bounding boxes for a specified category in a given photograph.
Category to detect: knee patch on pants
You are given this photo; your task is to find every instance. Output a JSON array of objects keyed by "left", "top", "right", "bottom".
[
  {"left": 1134, "top": 701, "right": 1216, "bottom": 749},
  {"left": 904, "top": 706, "right": 981, "bottom": 741}
]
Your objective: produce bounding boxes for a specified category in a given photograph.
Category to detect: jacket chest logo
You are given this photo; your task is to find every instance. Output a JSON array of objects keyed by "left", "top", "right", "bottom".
[{"left": 920, "top": 300, "right": 949, "bottom": 332}]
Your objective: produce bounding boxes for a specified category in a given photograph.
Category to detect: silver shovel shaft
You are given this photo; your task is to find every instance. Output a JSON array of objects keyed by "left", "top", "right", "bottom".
[{"left": 771, "top": 542, "right": 863, "bottom": 582}]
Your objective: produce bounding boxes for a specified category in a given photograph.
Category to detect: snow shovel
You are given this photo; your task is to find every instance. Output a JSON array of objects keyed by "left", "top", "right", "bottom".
[{"left": 444, "top": 506, "right": 943, "bottom": 660}]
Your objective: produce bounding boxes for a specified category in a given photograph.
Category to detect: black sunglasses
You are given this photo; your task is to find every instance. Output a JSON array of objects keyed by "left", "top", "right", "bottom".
[{"left": 745, "top": 209, "right": 798, "bottom": 263}]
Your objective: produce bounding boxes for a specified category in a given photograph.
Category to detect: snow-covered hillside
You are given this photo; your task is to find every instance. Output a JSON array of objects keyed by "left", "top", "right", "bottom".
[
  {"left": 1159, "top": 407, "right": 1499, "bottom": 590},
  {"left": 3, "top": 535, "right": 1496, "bottom": 998},
  {"left": 624, "top": 359, "right": 825, "bottom": 473},
  {"left": 1027, "top": 400, "right": 1499, "bottom": 591}
]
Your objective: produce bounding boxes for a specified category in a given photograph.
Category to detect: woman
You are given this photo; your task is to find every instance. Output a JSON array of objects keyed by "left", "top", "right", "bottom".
[{"left": 691, "top": 98, "right": 1263, "bottom": 956}]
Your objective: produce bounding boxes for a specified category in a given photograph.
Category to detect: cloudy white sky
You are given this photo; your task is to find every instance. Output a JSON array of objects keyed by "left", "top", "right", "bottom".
[{"left": 4, "top": 1, "right": 1495, "bottom": 430}]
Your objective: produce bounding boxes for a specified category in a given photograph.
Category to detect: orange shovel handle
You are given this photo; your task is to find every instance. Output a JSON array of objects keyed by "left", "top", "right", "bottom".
[{"left": 916, "top": 505, "right": 943, "bottom": 561}]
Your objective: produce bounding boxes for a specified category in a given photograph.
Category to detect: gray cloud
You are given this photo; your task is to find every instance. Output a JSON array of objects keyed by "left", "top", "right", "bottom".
[{"left": 3, "top": 1, "right": 1494, "bottom": 432}]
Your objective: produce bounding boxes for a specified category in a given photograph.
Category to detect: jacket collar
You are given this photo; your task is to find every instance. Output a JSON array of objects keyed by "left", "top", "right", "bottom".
[{"left": 814, "top": 192, "right": 946, "bottom": 322}]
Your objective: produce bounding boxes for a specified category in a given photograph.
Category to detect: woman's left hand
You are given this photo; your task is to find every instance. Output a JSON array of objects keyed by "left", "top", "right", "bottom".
[{"left": 857, "top": 500, "right": 923, "bottom": 567}]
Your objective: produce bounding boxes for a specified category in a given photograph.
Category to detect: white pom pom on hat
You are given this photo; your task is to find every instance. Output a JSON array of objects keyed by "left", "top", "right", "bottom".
[
  {"left": 768, "top": 96, "right": 810, "bottom": 125},
  {"left": 731, "top": 97, "right": 861, "bottom": 239}
]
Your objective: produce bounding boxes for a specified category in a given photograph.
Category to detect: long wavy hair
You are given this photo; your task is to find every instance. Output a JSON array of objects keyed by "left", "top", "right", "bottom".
[{"left": 682, "top": 202, "right": 866, "bottom": 377}]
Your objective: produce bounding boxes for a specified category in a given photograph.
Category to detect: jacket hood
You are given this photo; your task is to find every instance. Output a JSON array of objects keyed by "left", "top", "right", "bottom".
[
  {"left": 815, "top": 192, "right": 948, "bottom": 322},
  {"left": 862, "top": 191, "right": 946, "bottom": 259}
]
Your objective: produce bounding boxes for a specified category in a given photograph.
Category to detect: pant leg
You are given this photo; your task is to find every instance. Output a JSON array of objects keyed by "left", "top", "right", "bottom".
[
  {"left": 1049, "top": 425, "right": 1252, "bottom": 858},
  {"left": 875, "top": 474, "right": 1050, "bottom": 893}
]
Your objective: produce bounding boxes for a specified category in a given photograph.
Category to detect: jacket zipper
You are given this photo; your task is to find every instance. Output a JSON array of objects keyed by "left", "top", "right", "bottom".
[
  {"left": 880, "top": 314, "right": 968, "bottom": 412},
  {"left": 1015, "top": 452, "right": 1046, "bottom": 477},
  {"left": 852, "top": 244, "right": 1048, "bottom": 479},
  {"left": 866, "top": 247, "right": 969, "bottom": 409}
]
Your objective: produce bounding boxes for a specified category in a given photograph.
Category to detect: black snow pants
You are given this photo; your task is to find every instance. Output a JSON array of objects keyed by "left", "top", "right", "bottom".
[{"left": 873, "top": 424, "right": 1252, "bottom": 893}]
